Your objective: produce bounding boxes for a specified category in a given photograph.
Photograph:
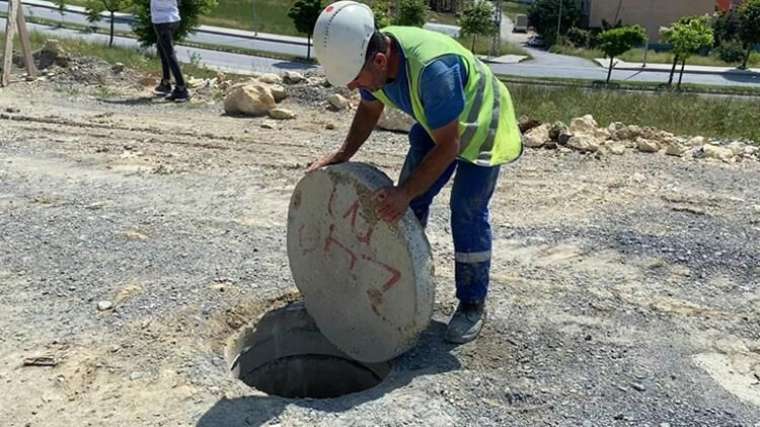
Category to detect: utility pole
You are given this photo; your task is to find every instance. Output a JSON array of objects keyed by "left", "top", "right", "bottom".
[
  {"left": 556, "top": 0, "right": 563, "bottom": 42},
  {"left": 252, "top": 0, "right": 257, "bottom": 36},
  {"left": 491, "top": 0, "right": 503, "bottom": 57}
]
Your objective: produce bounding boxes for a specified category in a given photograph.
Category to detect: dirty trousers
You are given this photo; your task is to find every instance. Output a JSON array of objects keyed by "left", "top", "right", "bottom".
[{"left": 399, "top": 124, "right": 500, "bottom": 304}]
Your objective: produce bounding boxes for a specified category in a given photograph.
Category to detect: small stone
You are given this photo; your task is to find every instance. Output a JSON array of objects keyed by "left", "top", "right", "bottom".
[
  {"left": 5, "top": 107, "right": 20, "bottom": 113},
  {"left": 703, "top": 144, "right": 735, "bottom": 162},
  {"left": 129, "top": 372, "right": 144, "bottom": 381},
  {"left": 636, "top": 137, "right": 660, "bottom": 153},
  {"left": 97, "top": 301, "right": 113, "bottom": 311},
  {"left": 665, "top": 143, "right": 685, "bottom": 157},
  {"left": 283, "top": 71, "right": 305, "bottom": 84},
  {"left": 268, "top": 108, "right": 296, "bottom": 120},
  {"left": 325, "top": 123, "right": 336, "bottom": 130},
  {"left": 269, "top": 84, "right": 288, "bottom": 102},
  {"left": 687, "top": 136, "right": 706, "bottom": 147},
  {"left": 549, "top": 121, "right": 568, "bottom": 141},
  {"left": 631, "top": 382, "right": 646, "bottom": 392},
  {"left": 260, "top": 121, "right": 276, "bottom": 129},
  {"left": 567, "top": 136, "right": 601, "bottom": 152},
  {"left": 607, "top": 142, "right": 626, "bottom": 155},
  {"left": 257, "top": 73, "right": 282, "bottom": 84},
  {"left": 111, "top": 62, "right": 125, "bottom": 73},
  {"left": 327, "top": 94, "right": 349, "bottom": 111}
]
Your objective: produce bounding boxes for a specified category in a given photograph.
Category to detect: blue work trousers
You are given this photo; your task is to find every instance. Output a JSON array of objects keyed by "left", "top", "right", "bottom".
[{"left": 399, "top": 124, "right": 500, "bottom": 304}]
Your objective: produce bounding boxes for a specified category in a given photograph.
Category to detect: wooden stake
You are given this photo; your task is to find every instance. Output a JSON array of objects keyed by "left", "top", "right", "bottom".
[
  {"left": 2, "top": 0, "right": 35, "bottom": 87},
  {"left": 16, "top": 2, "right": 37, "bottom": 78},
  {"left": 1, "top": 0, "right": 19, "bottom": 87}
]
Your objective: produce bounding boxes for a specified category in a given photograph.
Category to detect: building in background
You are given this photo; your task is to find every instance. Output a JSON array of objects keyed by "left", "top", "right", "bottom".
[{"left": 583, "top": 0, "right": 715, "bottom": 41}]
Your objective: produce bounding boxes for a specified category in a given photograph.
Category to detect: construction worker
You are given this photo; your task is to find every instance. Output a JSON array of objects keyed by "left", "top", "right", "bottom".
[{"left": 307, "top": 1, "right": 523, "bottom": 344}]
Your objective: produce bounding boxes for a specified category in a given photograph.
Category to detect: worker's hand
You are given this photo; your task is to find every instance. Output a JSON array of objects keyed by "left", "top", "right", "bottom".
[
  {"left": 306, "top": 151, "right": 347, "bottom": 173},
  {"left": 373, "top": 186, "right": 412, "bottom": 224}
]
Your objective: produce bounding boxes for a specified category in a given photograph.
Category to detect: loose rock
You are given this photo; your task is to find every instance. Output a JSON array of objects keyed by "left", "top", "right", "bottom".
[
  {"left": 269, "top": 84, "right": 288, "bottom": 103},
  {"left": 97, "top": 301, "right": 113, "bottom": 311},
  {"left": 283, "top": 71, "right": 305, "bottom": 84},
  {"left": 327, "top": 94, "right": 349, "bottom": 111},
  {"left": 268, "top": 108, "right": 296, "bottom": 120},
  {"left": 258, "top": 73, "right": 283, "bottom": 84},
  {"left": 636, "top": 137, "right": 661, "bottom": 153},
  {"left": 523, "top": 123, "right": 551, "bottom": 148},
  {"left": 224, "top": 84, "right": 276, "bottom": 116}
]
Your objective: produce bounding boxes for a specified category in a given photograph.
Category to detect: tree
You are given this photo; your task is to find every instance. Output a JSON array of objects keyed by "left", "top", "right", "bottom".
[
  {"left": 597, "top": 25, "right": 646, "bottom": 84},
  {"left": 370, "top": 0, "right": 392, "bottom": 28},
  {"left": 528, "top": 0, "right": 582, "bottom": 46},
  {"left": 711, "top": 9, "right": 740, "bottom": 48},
  {"left": 394, "top": 0, "right": 427, "bottom": 27},
  {"left": 459, "top": 1, "right": 497, "bottom": 51},
  {"left": 661, "top": 17, "right": 714, "bottom": 88},
  {"left": 55, "top": 0, "right": 67, "bottom": 27},
  {"left": 85, "top": 0, "right": 131, "bottom": 46},
  {"left": 131, "top": 0, "right": 217, "bottom": 47},
  {"left": 288, "top": 0, "right": 322, "bottom": 60},
  {"left": 737, "top": 0, "right": 760, "bottom": 69}
]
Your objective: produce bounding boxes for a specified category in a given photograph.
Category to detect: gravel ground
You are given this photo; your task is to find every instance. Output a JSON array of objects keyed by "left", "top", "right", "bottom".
[{"left": 0, "top": 60, "right": 759, "bottom": 427}]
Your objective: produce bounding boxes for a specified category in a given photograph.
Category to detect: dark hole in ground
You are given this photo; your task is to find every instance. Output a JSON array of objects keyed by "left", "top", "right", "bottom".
[{"left": 227, "top": 302, "right": 391, "bottom": 399}]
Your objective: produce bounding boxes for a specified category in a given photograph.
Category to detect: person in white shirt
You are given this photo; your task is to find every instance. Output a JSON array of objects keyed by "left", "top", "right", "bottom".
[{"left": 151, "top": 0, "right": 189, "bottom": 102}]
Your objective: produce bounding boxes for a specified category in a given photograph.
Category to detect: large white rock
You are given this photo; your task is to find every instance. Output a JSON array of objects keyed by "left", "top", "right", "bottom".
[
  {"left": 224, "top": 84, "right": 276, "bottom": 116},
  {"left": 287, "top": 163, "right": 434, "bottom": 363},
  {"left": 703, "top": 144, "right": 735, "bottom": 162},
  {"left": 569, "top": 115, "right": 610, "bottom": 141},
  {"left": 523, "top": 123, "right": 551, "bottom": 148},
  {"left": 377, "top": 108, "right": 415, "bottom": 133}
]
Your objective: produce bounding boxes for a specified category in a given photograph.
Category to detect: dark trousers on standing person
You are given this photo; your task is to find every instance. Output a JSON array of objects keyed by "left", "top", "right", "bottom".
[
  {"left": 153, "top": 21, "right": 188, "bottom": 100},
  {"left": 400, "top": 123, "right": 500, "bottom": 305}
]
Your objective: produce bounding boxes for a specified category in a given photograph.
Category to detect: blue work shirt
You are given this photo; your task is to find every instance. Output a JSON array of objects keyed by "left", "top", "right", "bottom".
[{"left": 360, "top": 49, "right": 468, "bottom": 130}]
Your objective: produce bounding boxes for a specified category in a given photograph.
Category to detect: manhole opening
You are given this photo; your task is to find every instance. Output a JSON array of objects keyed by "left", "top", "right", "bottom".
[{"left": 226, "top": 302, "right": 391, "bottom": 399}]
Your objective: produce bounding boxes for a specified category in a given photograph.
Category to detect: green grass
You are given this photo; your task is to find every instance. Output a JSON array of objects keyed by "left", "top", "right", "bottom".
[
  {"left": 458, "top": 35, "right": 528, "bottom": 57},
  {"left": 1, "top": 29, "right": 225, "bottom": 80},
  {"left": 508, "top": 84, "right": 760, "bottom": 143},
  {"left": 550, "top": 45, "right": 760, "bottom": 69}
]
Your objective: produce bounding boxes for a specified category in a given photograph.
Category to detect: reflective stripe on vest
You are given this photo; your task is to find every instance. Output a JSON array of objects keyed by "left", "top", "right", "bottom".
[{"left": 459, "top": 60, "right": 502, "bottom": 166}]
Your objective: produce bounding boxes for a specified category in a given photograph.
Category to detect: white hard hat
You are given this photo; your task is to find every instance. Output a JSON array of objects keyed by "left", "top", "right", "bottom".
[{"left": 313, "top": 1, "right": 376, "bottom": 87}]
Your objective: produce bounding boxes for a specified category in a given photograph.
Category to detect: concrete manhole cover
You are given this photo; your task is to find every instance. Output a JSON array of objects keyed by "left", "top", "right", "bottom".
[
  {"left": 286, "top": 162, "right": 434, "bottom": 363},
  {"left": 227, "top": 302, "right": 391, "bottom": 399}
]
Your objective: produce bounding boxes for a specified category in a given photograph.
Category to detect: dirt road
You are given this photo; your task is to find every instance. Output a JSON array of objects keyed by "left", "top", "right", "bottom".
[{"left": 1, "top": 71, "right": 759, "bottom": 426}]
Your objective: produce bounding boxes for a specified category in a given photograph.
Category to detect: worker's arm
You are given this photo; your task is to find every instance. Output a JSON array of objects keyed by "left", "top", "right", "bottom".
[
  {"left": 306, "top": 99, "right": 385, "bottom": 172},
  {"left": 375, "top": 120, "right": 459, "bottom": 223}
]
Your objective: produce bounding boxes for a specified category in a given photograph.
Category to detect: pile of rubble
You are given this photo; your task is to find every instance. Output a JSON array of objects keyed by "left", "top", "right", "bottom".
[
  {"left": 221, "top": 70, "right": 355, "bottom": 121},
  {"left": 521, "top": 115, "right": 759, "bottom": 163}
]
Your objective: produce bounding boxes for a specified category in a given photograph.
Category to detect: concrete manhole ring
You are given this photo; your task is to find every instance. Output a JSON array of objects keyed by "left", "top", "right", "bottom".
[{"left": 226, "top": 302, "right": 392, "bottom": 399}]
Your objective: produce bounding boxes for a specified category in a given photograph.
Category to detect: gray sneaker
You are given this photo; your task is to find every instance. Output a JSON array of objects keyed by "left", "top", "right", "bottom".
[{"left": 445, "top": 301, "right": 486, "bottom": 344}]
